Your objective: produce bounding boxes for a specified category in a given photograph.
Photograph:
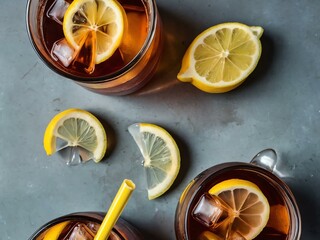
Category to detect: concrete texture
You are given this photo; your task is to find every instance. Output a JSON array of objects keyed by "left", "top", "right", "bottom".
[{"left": 0, "top": 0, "right": 319, "bottom": 239}]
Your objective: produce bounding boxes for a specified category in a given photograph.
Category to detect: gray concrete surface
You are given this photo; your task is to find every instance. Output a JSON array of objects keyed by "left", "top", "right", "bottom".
[{"left": 1, "top": 0, "right": 320, "bottom": 239}]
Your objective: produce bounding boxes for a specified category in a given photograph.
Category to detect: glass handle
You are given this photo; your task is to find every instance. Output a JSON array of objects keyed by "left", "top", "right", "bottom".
[{"left": 250, "top": 148, "right": 277, "bottom": 173}]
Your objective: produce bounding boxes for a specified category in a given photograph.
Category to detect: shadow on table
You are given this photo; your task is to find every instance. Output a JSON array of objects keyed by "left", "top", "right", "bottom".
[
  {"left": 287, "top": 179, "right": 319, "bottom": 238},
  {"left": 87, "top": 111, "right": 117, "bottom": 159},
  {"left": 165, "top": 125, "right": 191, "bottom": 193},
  {"left": 280, "top": 152, "right": 320, "bottom": 238},
  {"left": 135, "top": 6, "right": 198, "bottom": 96}
]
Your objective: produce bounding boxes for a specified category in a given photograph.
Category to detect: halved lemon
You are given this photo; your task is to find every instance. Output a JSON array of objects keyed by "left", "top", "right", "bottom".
[
  {"left": 209, "top": 179, "right": 270, "bottom": 239},
  {"left": 43, "top": 108, "right": 107, "bottom": 163},
  {"left": 177, "top": 22, "right": 263, "bottom": 93},
  {"left": 63, "top": 0, "right": 126, "bottom": 64},
  {"left": 128, "top": 123, "right": 180, "bottom": 200},
  {"left": 43, "top": 221, "right": 70, "bottom": 240}
]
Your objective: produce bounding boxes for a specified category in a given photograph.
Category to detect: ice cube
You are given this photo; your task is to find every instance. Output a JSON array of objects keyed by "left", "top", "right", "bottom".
[
  {"left": 56, "top": 137, "right": 69, "bottom": 152},
  {"left": 192, "top": 193, "right": 230, "bottom": 228},
  {"left": 47, "top": 0, "right": 70, "bottom": 25},
  {"left": 63, "top": 222, "right": 121, "bottom": 240},
  {"left": 193, "top": 194, "right": 251, "bottom": 239},
  {"left": 51, "top": 38, "right": 75, "bottom": 67},
  {"left": 66, "top": 223, "right": 95, "bottom": 240},
  {"left": 86, "top": 222, "right": 100, "bottom": 234},
  {"left": 63, "top": 146, "right": 94, "bottom": 165}
]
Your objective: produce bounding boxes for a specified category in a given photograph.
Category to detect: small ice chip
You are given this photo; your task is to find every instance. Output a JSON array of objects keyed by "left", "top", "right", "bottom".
[
  {"left": 67, "top": 223, "right": 95, "bottom": 240},
  {"left": 60, "top": 146, "right": 94, "bottom": 166}
]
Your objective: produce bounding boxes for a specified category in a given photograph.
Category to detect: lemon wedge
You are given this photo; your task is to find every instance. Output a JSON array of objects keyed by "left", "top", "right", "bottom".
[
  {"left": 209, "top": 179, "right": 270, "bottom": 239},
  {"left": 267, "top": 204, "right": 290, "bottom": 234},
  {"left": 63, "top": 0, "right": 126, "bottom": 64},
  {"left": 128, "top": 123, "right": 180, "bottom": 200},
  {"left": 177, "top": 22, "right": 263, "bottom": 93},
  {"left": 43, "top": 108, "right": 107, "bottom": 164},
  {"left": 43, "top": 221, "right": 70, "bottom": 240}
]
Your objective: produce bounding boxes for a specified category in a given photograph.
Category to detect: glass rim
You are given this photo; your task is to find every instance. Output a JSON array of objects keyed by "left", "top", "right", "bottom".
[
  {"left": 27, "top": 212, "right": 121, "bottom": 240},
  {"left": 25, "top": 0, "right": 158, "bottom": 83}
]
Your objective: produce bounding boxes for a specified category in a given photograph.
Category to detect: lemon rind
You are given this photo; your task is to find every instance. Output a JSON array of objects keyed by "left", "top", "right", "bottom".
[
  {"left": 133, "top": 123, "right": 180, "bottom": 200},
  {"left": 43, "top": 108, "right": 107, "bottom": 162}
]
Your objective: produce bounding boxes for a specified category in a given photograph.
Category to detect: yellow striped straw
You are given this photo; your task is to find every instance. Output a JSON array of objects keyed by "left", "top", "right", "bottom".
[{"left": 94, "top": 179, "right": 136, "bottom": 240}]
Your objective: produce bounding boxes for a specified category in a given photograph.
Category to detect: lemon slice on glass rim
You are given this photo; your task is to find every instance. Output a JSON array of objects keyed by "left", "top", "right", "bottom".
[
  {"left": 209, "top": 179, "right": 270, "bottom": 239},
  {"left": 128, "top": 123, "right": 180, "bottom": 200},
  {"left": 43, "top": 108, "right": 107, "bottom": 165},
  {"left": 63, "top": 0, "right": 126, "bottom": 64},
  {"left": 177, "top": 22, "right": 263, "bottom": 93}
]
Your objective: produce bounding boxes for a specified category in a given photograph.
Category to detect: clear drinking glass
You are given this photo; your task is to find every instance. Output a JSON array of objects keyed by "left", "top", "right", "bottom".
[
  {"left": 28, "top": 212, "right": 143, "bottom": 239},
  {"left": 26, "top": 0, "right": 163, "bottom": 95},
  {"left": 175, "top": 149, "right": 301, "bottom": 240}
]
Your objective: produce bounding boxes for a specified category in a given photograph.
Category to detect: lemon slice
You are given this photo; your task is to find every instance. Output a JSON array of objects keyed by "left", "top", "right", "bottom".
[
  {"left": 177, "top": 22, "right": 263, "bottom": 93},
  {"left": 209, "top": 179, "right": 270, "bottom": 239},
  {"left": 128, "top": 123, "right": 180, "bottom": 200},
  {"left": 43, "top": 108, "right": 107, "bottom": 163},
  {"left": 43, "top": 221, "right": 70, "bottom": 240},
  {"left": 63, "top": 0, "right": 126, "bottom": 64}
]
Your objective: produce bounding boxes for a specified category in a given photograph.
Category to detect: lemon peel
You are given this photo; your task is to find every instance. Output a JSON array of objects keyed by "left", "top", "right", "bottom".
[{"left": 43, "top": 108, "right": 107, "bottom": 163}]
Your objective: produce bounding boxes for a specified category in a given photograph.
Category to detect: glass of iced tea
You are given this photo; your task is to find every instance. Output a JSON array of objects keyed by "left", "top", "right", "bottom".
[
  {"left": 175, "top": 149, "right": 301, "bottom": 240},
  {"left": 29, "top": 212, "right": 143, "bottom": 240},
  {"left": 26, "top": 0, "right": 163, "bottom": 95}
]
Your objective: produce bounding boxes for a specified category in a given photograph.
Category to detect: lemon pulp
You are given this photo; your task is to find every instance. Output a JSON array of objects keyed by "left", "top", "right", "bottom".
[{"left": 128, "top": 123, "right": 180, "bottom": 200}]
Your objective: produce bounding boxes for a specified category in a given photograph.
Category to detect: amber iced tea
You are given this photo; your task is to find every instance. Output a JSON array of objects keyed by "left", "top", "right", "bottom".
[
  {"left": 26, "top": 0, "right": 163, "bottom": 94},
  {"left": 34, "top": 220, "right": 120, "bottom": 240},
  {"left": 175, "top": 161, "right": 301, "bottom": 240},
  {"left": 42, "top": 0, "right": 147, "bottom": 77},
  {"left": 189, "top": 170, "right": 289, "bottom": 239},
  {"left": 29, "top": 212, "right": 142, "bottom": 239}
]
